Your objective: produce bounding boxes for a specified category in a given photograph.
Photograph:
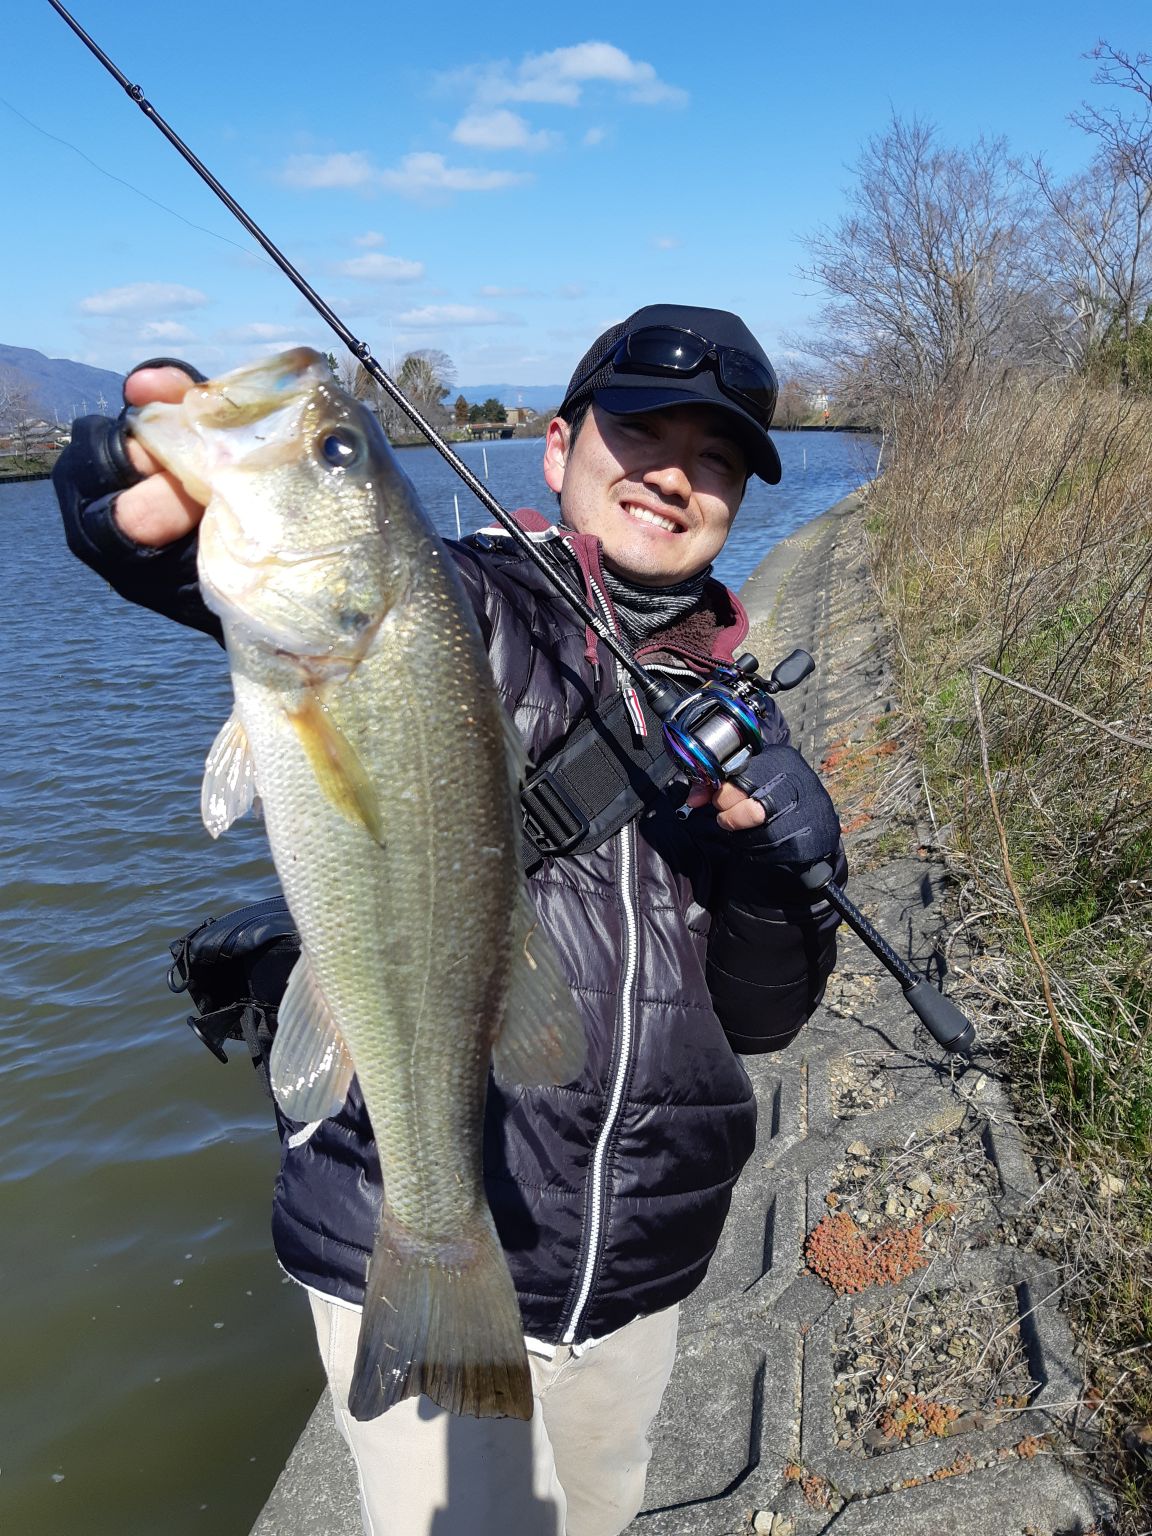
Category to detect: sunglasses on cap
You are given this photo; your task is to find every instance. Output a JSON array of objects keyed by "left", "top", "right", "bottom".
[{"left": 567, "top": 326, "right": 778, "bottom": 426}]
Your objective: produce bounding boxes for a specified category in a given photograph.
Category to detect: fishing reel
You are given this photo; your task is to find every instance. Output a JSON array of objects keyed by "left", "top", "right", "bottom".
[{"left": 657, "top": 648, "right": 815, "bottom": 790}]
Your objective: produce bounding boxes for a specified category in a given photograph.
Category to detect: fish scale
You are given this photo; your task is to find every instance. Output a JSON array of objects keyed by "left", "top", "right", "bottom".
[{"left": 131, "top": 347, "right": 586, "bottom": 1421}]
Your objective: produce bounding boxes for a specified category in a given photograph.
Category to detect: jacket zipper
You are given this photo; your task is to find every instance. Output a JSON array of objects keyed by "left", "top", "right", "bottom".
[
  {"left": 561, "top": 575, "right": 643, "bottom": 1344},
  {"left": 561, "top": 819, "right": 639, "bottom": 1343}
]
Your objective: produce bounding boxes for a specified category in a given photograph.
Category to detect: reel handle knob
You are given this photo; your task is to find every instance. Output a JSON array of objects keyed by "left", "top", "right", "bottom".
[{"left": 767, "top": 649, "right": 815, "bottom": 693}]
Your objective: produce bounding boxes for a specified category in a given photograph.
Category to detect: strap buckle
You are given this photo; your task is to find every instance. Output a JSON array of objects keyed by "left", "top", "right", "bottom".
[{"left": 521, "top": 771, "right": 590, "bottom": 856}]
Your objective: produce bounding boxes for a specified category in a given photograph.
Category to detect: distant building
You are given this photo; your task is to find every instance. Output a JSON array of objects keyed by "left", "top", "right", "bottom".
[
  {"left": 463, "top": 422, "right": 515, "bottom": 440},
  {"left": 0, "top": 419, "right": 67, "bottom": 453}
]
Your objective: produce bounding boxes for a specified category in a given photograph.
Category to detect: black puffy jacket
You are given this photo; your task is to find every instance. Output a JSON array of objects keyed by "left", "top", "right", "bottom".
[{"left": 57, "top": 484, "right": 842, "bottom": 1344}]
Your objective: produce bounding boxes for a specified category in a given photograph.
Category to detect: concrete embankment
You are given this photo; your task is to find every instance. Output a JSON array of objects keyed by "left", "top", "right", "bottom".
[{"left": 249, "top": 492, "right": 1111, "bottom": 1536}]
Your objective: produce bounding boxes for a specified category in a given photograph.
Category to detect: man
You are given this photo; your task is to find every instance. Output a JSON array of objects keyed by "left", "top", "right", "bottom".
[{"left": 54, "top": 302, "right": 845, "bottom": 1536}]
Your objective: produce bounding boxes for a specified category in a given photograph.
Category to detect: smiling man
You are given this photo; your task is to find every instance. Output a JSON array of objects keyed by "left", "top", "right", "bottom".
[
  {"left": 545, "top": 304, "right": 779, "bottom": 590},
  {"left": 53, "top": 300, "right": 846, "bottom": 1536}
]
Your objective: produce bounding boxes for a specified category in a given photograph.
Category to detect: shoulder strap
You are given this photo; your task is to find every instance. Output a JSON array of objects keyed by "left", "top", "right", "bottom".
[{"left": 520, "top": 685, "right": 683, "bottom": 864}]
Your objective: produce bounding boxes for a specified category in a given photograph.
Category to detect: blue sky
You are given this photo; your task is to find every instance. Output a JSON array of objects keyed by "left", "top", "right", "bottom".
[{"left": 2, "top": 1, "right": 1141, "bottom": 391}]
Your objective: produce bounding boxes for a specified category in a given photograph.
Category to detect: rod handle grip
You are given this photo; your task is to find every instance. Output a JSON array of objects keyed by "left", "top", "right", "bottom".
[{"left": 903, "top": 980, "right": 977, "bottom": 1054}]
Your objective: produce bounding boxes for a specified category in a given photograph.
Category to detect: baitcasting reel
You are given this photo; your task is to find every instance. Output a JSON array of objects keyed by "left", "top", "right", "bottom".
[{"left": 659, "top": 648, "right": 814, "bottom": 788}]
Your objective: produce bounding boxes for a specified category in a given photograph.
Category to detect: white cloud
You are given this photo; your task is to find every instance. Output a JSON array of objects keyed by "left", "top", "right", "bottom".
[
  {"left": 80, "top": 283, "right": 209, "bottom": 316},
  {"left": 335, "top": 252, "right": 425, "bottom": 281},
  {"left": 138, "top": 321, "right": 195, "bottom": 342},
  {"left": 280, "top": 150, "right": 529, "bottom": 199},
  {"left": 452, "top": 109, "right": 556, "bottom": 152},
  {"left": 479, "top": 285, "right": 536, "bottom": 298},
  {"left": 583, "top": 127, "right": 607, "bottom": 147},
  {"left": 397, "top": 304, "right": 520, "bottom": 328},
  {"left": 354, "top": 231, "right": 386, "bottom": 247},
  {"left": 461, "top": 42, "right": 687, "bottom": 109},
  {"left": 652, "top": 235, "right": 681, "bottom": 250},
  {"left": 280, "top": 152, "right": 378, "bottom": 189},
  {"left": 556, "top": 283, "right": 586, "bottom": 300},
  {"left": 378, "top": 153, "right": 530, "bottom": 196},
  {"left": 223, "top": 322, "right": 298, "bottom": 341}
]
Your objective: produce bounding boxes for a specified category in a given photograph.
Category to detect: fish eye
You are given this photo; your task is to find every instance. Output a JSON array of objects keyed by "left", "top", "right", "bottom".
[{"left": 318, "top": 427, "right": 365, "bottom": 470}]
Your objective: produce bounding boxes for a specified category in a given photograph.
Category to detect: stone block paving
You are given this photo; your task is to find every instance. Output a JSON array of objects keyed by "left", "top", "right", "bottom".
[{"left": 629, "top": 497, "right": 1113, "bottom": 1536}]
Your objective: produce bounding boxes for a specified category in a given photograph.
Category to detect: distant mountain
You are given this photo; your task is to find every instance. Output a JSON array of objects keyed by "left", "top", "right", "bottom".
[
  {"left": 0, "top": 347, "right": 566, "bottom": 423},
  {"left": 456, "top": 383, "right": 565, "bottom": 413},
  {"left": 0, "top": 344, "right": 125, "bottom": 422}
]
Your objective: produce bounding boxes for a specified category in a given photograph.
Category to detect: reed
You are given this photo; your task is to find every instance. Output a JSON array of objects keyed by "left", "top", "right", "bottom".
[{"left": 866, "top": 372, "right": 1152, "bottom": 1523}]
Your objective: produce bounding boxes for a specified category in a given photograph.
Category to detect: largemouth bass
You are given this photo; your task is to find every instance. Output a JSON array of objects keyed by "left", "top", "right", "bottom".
[{"left": 131, "top": 348, "right": 584, "bottom": 1421}]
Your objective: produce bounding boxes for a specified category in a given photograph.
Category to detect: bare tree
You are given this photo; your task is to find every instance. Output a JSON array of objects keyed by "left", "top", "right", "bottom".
[
  {"left": 0, "top": 375, "right": 37, "bottom": 459},
  {"left": 397, "top": 349, "right": 456, "bottom": 408},
  {"left": 799, "top": 116, "right": 1042, "bottom": 408},
  {"left": 771, "top": 372, "right": 813, "bottom": 429},
  {"left": 1029, "top": 158, "right": 1152, "bottom": 371},
  {"left": 1073, "top": 42, "right": 1152, "bottom": 187},
  {"left": 1050, "top": 42, "right": 1152, "bottom": 384},
  {"left": 329, "top": 347, "right": 458, "bottom": 438}
]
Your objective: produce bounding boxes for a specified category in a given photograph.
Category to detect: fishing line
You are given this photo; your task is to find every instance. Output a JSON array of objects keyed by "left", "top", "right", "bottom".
[
  {"left": 45, "top": 0, "right": 977, "bottom": 1053},
  {"left": 45, "top": 0, "right": 662, "bottom": 705},
  {"left": 0, "top": 93, "right": 272, "bottom": 265}
]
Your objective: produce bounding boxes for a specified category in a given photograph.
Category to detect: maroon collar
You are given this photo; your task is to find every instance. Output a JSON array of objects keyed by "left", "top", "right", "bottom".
[{"left": 481, "top": 509, "right": 750, "bottom": 672}]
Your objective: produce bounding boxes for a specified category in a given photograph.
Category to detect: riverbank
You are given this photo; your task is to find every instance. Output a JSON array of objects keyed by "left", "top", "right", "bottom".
[
  {"left": 0, "top": 423, "right": 875, "bottom": 486},
  {"left": 865, "top": 372, "right": 1152, "bottom": 1530},
  {"left": 0, "top": 455, "right": 57, "bottom": 482},
  {"left": 248, "top": 491, "right": 1110, "bottom": 1536}
]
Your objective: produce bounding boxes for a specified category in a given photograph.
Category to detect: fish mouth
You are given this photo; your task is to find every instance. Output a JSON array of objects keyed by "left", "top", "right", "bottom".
[
  {"left": 131, "top": 352, "right": 328, "bottom": 498},
  {"left": 184, "top": 348, "right": 330, "bottom": 430}
]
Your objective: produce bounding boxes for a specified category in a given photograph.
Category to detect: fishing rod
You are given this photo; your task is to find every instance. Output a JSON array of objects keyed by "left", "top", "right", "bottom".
[{"left": 48, "top": 1, "right": 976, "bottom": 1055}]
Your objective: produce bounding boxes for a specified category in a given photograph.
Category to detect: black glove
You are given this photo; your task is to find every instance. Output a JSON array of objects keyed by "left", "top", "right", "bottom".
[
  {"left": 53, "top": 358, "right": 223, "bottom": 641},
  {"left": 54, "top": 356, "right": 208, "bottom": 560},
  {"left": 732, "top": 743, "right": 842, "bottom": 872}
]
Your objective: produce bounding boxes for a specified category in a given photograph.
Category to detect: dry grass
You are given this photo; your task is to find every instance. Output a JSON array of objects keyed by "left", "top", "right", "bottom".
[
  {"left": 864, "top": 372, "right": 1152, "bottom": 1529},
  {"left": 835, "top": 1284, "right": 1039, "bottom": 1455}
]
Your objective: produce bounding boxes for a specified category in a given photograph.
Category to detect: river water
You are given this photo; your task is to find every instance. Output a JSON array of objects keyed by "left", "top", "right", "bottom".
[{"left": 0, "top": 428, "right": 873, "bottom": 1536}]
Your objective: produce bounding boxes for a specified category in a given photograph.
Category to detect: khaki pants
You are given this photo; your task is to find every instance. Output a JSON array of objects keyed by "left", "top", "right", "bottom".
[{"left": 308, "top": 1292, "right": 679, "bottom": 1536}]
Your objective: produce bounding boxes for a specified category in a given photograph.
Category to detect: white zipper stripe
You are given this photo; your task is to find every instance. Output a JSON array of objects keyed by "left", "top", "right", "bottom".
[
  {"left": 563, "top": 821, "right": 639, "bottom": 1342},
  {"left": 562, "top": 575, "right": 642, "bottom": 1344}
]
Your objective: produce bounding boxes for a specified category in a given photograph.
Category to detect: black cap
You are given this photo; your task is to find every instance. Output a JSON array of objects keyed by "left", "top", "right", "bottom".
[{"left": 559, "top": 302, "right": 782, "bottom": 484}]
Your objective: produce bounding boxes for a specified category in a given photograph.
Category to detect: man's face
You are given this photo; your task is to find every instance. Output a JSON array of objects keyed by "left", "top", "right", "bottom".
[{"left": 543, "top": 401, "right": 748, "bottom": 587}]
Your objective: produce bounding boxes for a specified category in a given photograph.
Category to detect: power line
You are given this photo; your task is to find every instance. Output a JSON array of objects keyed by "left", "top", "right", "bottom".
[{"left": 0, "top": 92, "right": 274, "bottom": 265}]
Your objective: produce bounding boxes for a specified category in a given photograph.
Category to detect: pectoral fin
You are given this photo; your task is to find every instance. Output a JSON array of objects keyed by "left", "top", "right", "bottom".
[
  {"left": 492, "top": 880, "right": 586, "bottom": 1087},
  {"left": 201, "top": 711, "right": 257, "bottom": 838},
  {"left": 269, "top": 951, "right": 356, "bottom": 1121},
  {"left": 286, "top": 690, "right": 385, "bottom": 846}
]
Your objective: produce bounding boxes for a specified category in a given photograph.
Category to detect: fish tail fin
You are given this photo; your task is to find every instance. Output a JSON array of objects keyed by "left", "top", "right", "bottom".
[{"left": 348, "top": 1209, "right": 533, "bottom": 1423}]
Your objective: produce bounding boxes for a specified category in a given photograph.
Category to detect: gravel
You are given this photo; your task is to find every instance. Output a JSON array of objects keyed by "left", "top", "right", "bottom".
[{"left": 831, "top": 1284, "right": 1039, "bottom": 1457}]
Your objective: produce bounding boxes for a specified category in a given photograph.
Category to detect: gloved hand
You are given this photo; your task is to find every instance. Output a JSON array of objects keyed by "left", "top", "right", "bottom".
[
  {"left": 53, "top": 358, "right": 223, "bottom": 640},
  {"left": 728, "top": 742, "right": 843, "bottom": 873},
  {"left": 54, "top": 357, "right": 207, "bottom": 560}
]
